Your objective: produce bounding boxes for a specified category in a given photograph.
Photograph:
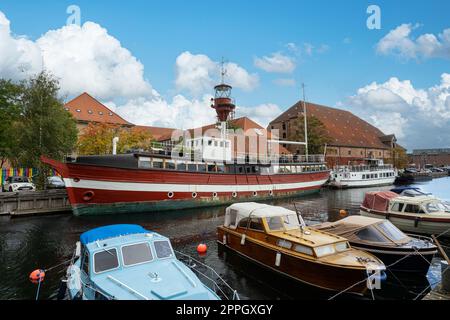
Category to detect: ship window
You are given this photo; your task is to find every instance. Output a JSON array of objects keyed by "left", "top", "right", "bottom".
[
  {"left": 166, "top": 161, "right": 176, "bottom": 170},
  {"left": 355, "top": 226, "right": 387, "bottom": 243},
  {"left": 335, "top": 242, "right": 349, "bottom": 252},
  {"left": 267, "top": 216, "right": 284, "bottom": 231},
  {"left": 94, "top": 249, "right": 119, "bottom": 273},
  {"left": 138, "top": 158, "right": 151, "bottom": 168},
  {"left": 277, "top": 239, "right": 292, "bottom": 249},
  {"left": 246, "top": 166, "right": 251, "bottom": 173},
  {"left": 249, "top": 218, "right": 264, "bottom": 231},
  {"left": 122, "top": 242, "right": 153, "bottom": 266},
  {"left": 315, "top": 245, "right": 336, "bottom": 257},
  {"left": 391, "top": 202, "right": 405, "bottom": 212},
  {"left": 208, "top": 165, "right": 216, "bottom": 172},
  {"left": 294, "top": 244, "right": 313, "bottom": 256},
  {"left": 377, "top": 221, "right": 406, "bottom": 241},
  {"left": 154, "top": 240, "right": 173, "bottom": 259},
  {"left": 188, "top": 164, "right": 197, "bottom": 172},
  {"left": 404, "top": 204, "right": 425, "bottom": 214},
  {"left": 426, "top": 202, "right": 448, "bottom": 213},
  {"left": 177, "top": 162, "right": 187, "bottom": 171},
  {"left": 217, "top": 165, "right": 225, "bottom": 173},
  {"left": 152, "top": 159, "right": 163, "bottom": 169},
  {"left": 208, "top": 140, "right": 212, "bottom": 146},
  {"left": 198, "top": 164, "right": 206, "bottom": 172},
  {"left": 214, "top": 141, "right": 218, "bottom": 147},
  {"left": 238, "top": 166, "right": 244, "bottom": 174}
]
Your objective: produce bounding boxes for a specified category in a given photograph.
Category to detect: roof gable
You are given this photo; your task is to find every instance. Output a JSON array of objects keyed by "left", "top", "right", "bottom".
[{"left": 65, "top": 92, "right": 132, "bottom": 126}]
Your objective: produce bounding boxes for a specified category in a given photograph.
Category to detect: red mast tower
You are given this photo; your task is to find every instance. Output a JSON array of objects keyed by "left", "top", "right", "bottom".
[{"left": 210, "top": 59, "right": 235, "bottom": 123}]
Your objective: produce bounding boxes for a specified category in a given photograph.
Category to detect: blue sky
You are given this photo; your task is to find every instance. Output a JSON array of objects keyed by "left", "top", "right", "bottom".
[{"left": 1, "top": 0, "right": 449, "bottom": 151}]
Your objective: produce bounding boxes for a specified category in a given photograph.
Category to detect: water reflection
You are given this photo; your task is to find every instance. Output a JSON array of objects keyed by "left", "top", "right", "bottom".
[{"left": 0, "top": 177, "right": 448, "bottom": 300}]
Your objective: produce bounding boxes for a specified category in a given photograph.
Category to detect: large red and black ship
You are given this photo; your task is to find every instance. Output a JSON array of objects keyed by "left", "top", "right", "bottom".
[{"left": 42, "top": 82, "right": 330, "bottom": 216}]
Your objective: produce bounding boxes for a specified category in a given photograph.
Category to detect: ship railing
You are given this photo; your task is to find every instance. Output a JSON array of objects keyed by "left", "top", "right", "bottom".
[
  {"left": 234, "top": 152, "right": 325, "bottom": 164},
  {"left": 174, "top": 250, "right": 240, "bottom": 300},
  {"left": 333, "top": 164, "right": 394, "bottom": 172}
]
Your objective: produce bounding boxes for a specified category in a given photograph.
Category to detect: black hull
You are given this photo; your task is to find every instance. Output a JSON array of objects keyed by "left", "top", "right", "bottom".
[{"left": 352, "top": 245, "right": 435, "bottom": 275}]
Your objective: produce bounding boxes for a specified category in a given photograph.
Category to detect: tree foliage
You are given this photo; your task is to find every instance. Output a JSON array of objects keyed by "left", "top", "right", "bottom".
[
  {"left": 287, "top": 115, "right": 332, "bottom": 154},
  {"left": 12, "top": 72, "right": 78, "bottom": 187},
  {"left": 389, "top": 146, "right": 409, "bottom": 169},
  {"left": 77, "top": 123, "right": 153, "bottom": 155},
  {"left": 0, "top": 80, "right": 22, "bottom": 167}
]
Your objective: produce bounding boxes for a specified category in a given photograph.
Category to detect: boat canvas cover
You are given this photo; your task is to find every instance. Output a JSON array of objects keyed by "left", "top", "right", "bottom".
[
  {"left": 224, "top": 202, "right": 296, "bottom": 229},
  {"left": 362, "top": 191, "right": 398, "bottom": 212},
  {"left": 80, "top": 224, "right": 149, "bottom": 245}
]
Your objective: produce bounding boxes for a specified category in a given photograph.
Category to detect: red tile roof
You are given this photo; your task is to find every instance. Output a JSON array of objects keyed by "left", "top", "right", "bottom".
[
  {"left": 134, "top": 125, "right": 177, "bottom": 141},
  {"left": 65, "top": 92, "right": 132, "bottom": 126},
  {"left": 270, "top": 101, "right": 392, "bottom": 149}
]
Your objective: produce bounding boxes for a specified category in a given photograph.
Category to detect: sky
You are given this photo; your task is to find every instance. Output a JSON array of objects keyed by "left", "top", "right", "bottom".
[{"left": 0, "top": 0, "right": 449, "bottom": 151}]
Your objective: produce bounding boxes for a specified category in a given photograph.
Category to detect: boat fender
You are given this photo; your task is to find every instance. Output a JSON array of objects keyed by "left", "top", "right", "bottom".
[
  {"left": 275, "top": 252, "right": 281, "bottom": 267},
  {"left": 240, "top": 234, "right": 246, "bottom": 245},
  {"left": 222, "top": 235, "right": 227, "bottom": 245}
]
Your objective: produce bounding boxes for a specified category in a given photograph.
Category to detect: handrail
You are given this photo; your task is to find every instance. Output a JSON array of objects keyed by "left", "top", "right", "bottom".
[
  {"left": 107, "top": 275, "right": 150, "bottom": 300},
  {"left": 174, "top": 250, "right": 240, "bottom": 300}
]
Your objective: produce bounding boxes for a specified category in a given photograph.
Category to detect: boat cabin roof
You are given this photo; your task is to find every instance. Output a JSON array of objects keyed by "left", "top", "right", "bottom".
[
  {"left": 80, "top": 224, "right": 149, "bottom": 245},
  {"left": 393, "top": 195, "right": 440, "bottom": 205},
  {"left": 226, "top": 202, "right": 295, "bottom": 219}
]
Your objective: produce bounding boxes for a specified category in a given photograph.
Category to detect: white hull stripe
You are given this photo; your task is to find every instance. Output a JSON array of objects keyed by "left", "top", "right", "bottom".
[{"left": 63, "top": 178, "right": 329, "bottom": 193}]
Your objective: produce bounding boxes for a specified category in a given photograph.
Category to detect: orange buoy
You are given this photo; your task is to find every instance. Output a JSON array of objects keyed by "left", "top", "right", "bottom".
[
  {"left": 197, "top": 243, "right": 207, "bottom": 254},
  {"left": 29, "top": 269, "right": 45, "bottom": 284},
  {"left": 339, "top": 209, "right": 348, "bottom": 217}
]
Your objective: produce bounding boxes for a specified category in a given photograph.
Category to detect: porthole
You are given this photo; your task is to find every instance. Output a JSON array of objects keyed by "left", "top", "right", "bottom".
[
  {"left": 269, "top": 190, "right": 274, "bottom": 196},
  {"left": 168, "top": 191, "right": 174, "bottom": 198},
  {"left": 82, "top": 191, "right": 95, "bottom": 202},
  {"left": 212, "top": 192, "right": 218, "bottom": 198},
  {"left": 192, "top": 192, "right": 197, "bottom": 198},
  {"left": 73, "top": 178, "right": 80, "bottom": 183},
  {"left": 232, "top": 191, "right": 238, "bottom": 198},
  {"left": 253, "top": 191, "right": 258, "bottom": 197}
]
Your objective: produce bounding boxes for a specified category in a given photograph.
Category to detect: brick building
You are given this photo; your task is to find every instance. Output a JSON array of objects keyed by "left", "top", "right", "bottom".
[
  {"left": 268, "top": 101, "right": 398, "bottom": 167},
  {"left": 408, "top": 149, "right": 450, "bottom": 167}
]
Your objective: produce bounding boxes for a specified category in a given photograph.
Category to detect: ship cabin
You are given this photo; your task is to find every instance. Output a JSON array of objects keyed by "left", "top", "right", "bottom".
[{"left": 222, "top": 203, "right": 353, "bottom": 260}]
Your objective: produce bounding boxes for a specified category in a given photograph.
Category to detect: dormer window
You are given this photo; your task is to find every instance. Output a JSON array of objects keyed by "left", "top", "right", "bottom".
[
  {"left": 64, "top": 107, "right": 69, "bottom": 111},
  {"left": 109, "top": 112, "right": 113, "bottom": 116},
  {"left": 88, "top": 110, "right": 93, "bottom": 114},
  {"left": 76, "top": 109, "right": 81, "bottom": 112},
  {"left": 98, "top": 111, "right": 103, "bottom": 115}
]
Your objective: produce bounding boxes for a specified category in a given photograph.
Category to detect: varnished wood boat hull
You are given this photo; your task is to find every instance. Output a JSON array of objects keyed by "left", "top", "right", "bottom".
[{"left": 217, "top": 227, "right": 373, "bottom": 295}]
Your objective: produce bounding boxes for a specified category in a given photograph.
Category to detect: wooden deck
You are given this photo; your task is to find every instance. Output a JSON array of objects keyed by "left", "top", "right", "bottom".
[{"left": 0, "top": 189, "right": 72, "bottom": 217}]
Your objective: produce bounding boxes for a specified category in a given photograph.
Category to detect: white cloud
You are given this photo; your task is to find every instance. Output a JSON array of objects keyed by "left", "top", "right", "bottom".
[
  {"left": 0, "top": 11, "right": 156, "bottom": 101},
  {"left": 0, "top": 12, "right": 43, "bottom": 81},
  {"left": 175, "top": 51, "right": 259, "bottom": 95},
  {"left": 111, "top": 94, "right": 217, "bottom": 129},
  {"left": 376, "top": 23, "right": 450, "bottom": 60},
  {"left": 237, "top": 103, "right": 282, "bottom": 128},
  {"left": 344, "top": 73, "right": 450, "bottom": 149},
  {"left": 254, "top": 52, "right": 296, "bottom": 73}
]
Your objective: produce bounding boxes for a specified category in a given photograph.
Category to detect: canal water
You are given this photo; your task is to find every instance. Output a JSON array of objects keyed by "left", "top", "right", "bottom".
[{"left": 0, "top": 177, "right": 449, "bottom": 300}]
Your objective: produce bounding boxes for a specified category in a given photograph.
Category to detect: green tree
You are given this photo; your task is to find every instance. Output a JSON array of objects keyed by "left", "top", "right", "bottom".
[
  {"left": 14, "top": 72, "right": 77, "bottom": 188},
  {"left": 0, "top": 80, "right": 22, "bottom": 167},
  {"left": 287, "top": 115, "right": 332, "bottom": 154}
]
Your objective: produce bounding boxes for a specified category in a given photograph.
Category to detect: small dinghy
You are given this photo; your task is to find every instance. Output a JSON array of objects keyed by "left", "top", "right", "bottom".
[
  {"left": 62, "top": 224, "right": 238, "bottom": 300},
  {"left": 311, "top": 216, "right": 437, "bottom": 275}
]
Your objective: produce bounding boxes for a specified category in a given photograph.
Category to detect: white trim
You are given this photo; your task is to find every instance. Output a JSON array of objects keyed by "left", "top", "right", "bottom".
[{"left": 64, "top": 178, "right": 328, "bottom": 193}]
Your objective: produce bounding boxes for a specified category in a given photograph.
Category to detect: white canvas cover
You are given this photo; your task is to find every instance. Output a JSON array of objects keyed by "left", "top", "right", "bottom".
[{"left": 224, "top": 202, "right": 298, "bottom": 229}]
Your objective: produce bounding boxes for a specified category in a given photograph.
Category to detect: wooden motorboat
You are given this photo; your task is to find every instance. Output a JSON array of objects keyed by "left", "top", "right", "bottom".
[
  {"left": 217, "top": 202, "right": 386, "bottom": 295},
  {"left": 360, "top": 191, "right": 450, "bottom": 236},
  {"left": 311, "top": 216, "right": 437, "bottom": 275}
]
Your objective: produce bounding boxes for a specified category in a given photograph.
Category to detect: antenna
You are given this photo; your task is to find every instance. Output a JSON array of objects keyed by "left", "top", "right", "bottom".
[
  {"left": 293, "top": 202, "right": 310, "bottom": 235},
  {"left": 220, "top": 57, "right": 228, "bottom": 84}
]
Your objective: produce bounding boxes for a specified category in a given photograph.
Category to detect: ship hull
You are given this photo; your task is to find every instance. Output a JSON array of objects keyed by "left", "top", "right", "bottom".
[{"left": 42, "top": 157, "right": 330, "bottom": 216}]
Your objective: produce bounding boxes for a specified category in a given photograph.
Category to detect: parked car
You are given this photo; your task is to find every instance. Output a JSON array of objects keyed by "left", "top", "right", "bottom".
[
  {"left": 2, "top": 176, "right": 36, "bottom": 192},
  {"left": 46, "top": 176, "right": 65, "bottom": 189}
]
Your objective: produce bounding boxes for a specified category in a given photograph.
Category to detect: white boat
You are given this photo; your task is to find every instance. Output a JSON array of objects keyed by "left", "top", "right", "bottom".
[
  {"left": 329, "top": 159, "right": 396, "bottom": 188},
  {"left": 359, "top": 191, "right": 450, "bottom": 236}
]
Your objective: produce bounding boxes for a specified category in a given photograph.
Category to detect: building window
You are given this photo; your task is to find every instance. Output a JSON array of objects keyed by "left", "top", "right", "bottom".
[
  {"left": 98, "top": 111, "right": 103, "bottom": 115},
  {"left": 282, "top": 123, "right": 286, "bottom": 130},
  {"left": 348, "top": 150, "right": 351, "bottom": 155},
  {"left": 76, "top": 109, "right": 81, "bottom": 112},
  {"left": 282, "top": 133, "right": 286, "bottom": 139}
]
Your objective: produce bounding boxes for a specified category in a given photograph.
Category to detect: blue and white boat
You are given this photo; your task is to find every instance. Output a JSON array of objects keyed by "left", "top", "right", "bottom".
[{"left": 63, "top": 224, "right": 238, "bottom": 300}]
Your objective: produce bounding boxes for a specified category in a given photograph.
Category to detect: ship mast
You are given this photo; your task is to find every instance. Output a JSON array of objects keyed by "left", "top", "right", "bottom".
[
  {"left": 302, "top": 83, "right": 309, "bottom": 159},
  {"left": 210, "top": 58, "right": 235, "bottom": 161}
]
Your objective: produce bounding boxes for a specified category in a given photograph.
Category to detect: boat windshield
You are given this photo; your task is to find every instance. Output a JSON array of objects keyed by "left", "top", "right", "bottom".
[
  {"left": 267, "top": 214, "right": 300, "bottom": 231},
  {"left": 94, "top": 249, "right": 119, "bottom": 273},
  {"left": 425, "top": 201, "right": 450, "bottom": 213},
  {"left": 377, "top": 221, "right": 407, "bottom": 241},
  {"left": 122, "top": 242, "right": 153, "bottom": 266},
  {"left": 355, "top": 226, "right": 388, "bottom": 243}
]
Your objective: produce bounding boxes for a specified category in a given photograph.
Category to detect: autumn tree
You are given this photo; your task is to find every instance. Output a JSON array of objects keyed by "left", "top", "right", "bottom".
[
  {"left": 390, "top": 146, "right": 409, "bottom": 169},
  {"left": 77, "top": 123, "right": 153, "bottom": 155},
  {"left": 287, "top": 115, "right": 332, "bottom": 154}
]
